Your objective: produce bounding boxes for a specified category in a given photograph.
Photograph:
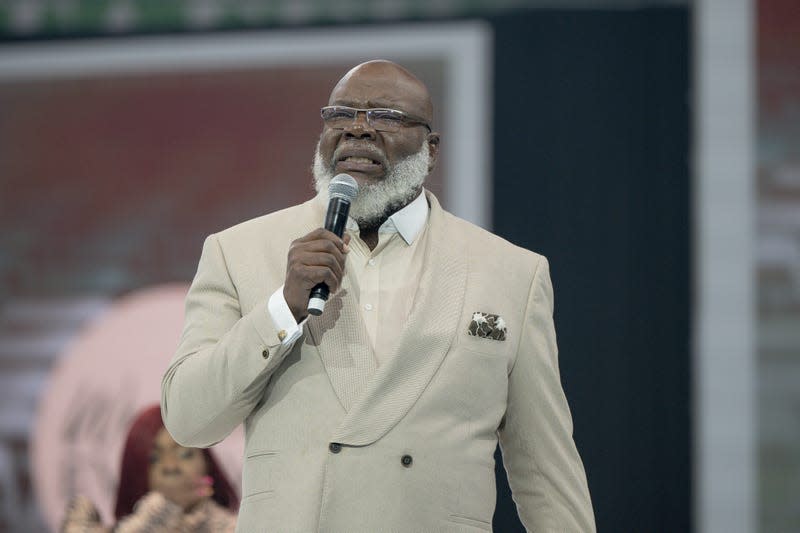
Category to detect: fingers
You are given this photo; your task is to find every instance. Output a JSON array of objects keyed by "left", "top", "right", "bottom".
[
  {"left": 284, "top": 228, "right": 350, "bottom": 321},
  {"left": 289, "top": 240, "right": 346, "bottom": 270},
  {"left": 293, "top": 228, "right": 348, "bottom": 250},
  {"left": 195, "top": 476, "right": 214, "bottom": 498},
  {"left": 286, "top": 261, "right": 343, "bottom": 292},
  {"left": 286, "top": 235, "right": 347, "bottom": 290}
]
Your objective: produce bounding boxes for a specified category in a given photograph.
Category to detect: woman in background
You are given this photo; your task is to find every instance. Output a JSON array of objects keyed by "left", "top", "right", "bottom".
[{"left": 62, "top": 404, "right": 238, "bottom": 532}]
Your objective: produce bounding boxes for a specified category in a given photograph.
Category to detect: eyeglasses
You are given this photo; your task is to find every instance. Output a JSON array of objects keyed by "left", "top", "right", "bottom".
[{"left": 321, "top": 106, "right": 431, "bottom": 133}]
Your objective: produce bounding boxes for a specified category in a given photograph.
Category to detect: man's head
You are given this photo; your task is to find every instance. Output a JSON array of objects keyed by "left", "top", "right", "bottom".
[{"left": 313, "top": 60, "right": 440, "bottom": 229}]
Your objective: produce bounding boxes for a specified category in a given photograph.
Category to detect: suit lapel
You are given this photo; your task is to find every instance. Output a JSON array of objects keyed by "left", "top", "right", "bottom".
[
  {"left": 331, "top": 192, "right": 467, "bottom": 445},
  {"left": 302, "top": 195, "right": 377, "bottom": 412},
  {"left": 305, "top": 269, "right": 377, "bottom": 412}
]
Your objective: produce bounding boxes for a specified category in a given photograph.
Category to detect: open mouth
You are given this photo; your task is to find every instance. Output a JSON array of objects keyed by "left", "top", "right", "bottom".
[
  {"left": 339, "top": 156, "right": 381, "bottom": 165},
  {"left": 336, "top": 154, "right": 384, "bottom": 175}
]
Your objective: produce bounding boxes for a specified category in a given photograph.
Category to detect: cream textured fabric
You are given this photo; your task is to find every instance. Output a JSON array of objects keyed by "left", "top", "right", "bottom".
[{"left": 161, "top": 190, "right": 596, "bottom": 532}]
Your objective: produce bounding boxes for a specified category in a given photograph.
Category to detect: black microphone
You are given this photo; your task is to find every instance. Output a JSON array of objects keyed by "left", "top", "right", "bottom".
[{"left": 307, "top": 173, "right": 359, "bottom": 316}]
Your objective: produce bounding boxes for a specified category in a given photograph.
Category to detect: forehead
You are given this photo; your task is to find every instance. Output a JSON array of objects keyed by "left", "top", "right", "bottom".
[
  {"left": 152, "top": 427, "right": 176, "bottom": 449},
  {"left": 328, "top": 66, "right": 430, "bottom": 117}
]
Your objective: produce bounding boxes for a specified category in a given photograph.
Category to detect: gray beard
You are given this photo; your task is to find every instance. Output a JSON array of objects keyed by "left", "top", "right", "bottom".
[{"left": 312, "top": 141, "right": 430, "bottom": 229}]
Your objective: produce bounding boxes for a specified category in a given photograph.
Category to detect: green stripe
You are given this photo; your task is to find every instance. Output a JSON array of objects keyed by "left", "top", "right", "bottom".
[
  {"left": 136, "top": 0, "right": 185, "bottom": 31},
  {"left": 0, "top": 0, "right": 684, "bottom": 37}
]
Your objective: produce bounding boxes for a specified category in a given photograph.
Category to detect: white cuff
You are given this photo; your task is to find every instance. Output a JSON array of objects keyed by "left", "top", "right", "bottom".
[{"left": 267, "top": 285, "right": 304, "bottom": 345}]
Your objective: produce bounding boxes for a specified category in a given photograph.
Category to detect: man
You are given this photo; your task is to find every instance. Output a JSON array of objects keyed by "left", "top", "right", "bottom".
[{"left": 161, "top": 60, "right": 595, "bottom": 532}]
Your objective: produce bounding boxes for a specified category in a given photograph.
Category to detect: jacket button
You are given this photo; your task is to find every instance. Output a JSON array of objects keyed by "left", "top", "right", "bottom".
[
  {"left": 329, "top": 442, "right": 342, "bottom": 454},
  {"left": 261, "top": 349, "right": 269, "bottom": 359},
  {"left": 401, "top": 454, "right": 413, "bottom": 467}
]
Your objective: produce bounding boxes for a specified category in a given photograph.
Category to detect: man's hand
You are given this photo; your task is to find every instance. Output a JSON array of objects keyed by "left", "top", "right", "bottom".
[{"left": 284, "top": 228, "right": 350, "bottom": 322}]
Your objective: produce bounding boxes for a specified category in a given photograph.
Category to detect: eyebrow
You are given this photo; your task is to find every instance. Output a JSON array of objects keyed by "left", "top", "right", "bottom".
[
  {"left": 152, "top": 442, "right": 178, "bottom": 453},
  {"left": 334, "top": 100, "right": 400, "bottom": 110}
]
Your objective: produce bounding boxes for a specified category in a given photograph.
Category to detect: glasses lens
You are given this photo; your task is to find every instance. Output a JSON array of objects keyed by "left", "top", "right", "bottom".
[
  {"left": 321, "top": 107, "right": 356, "bottom": 128},
  {"left": 367, "top": 109, "right": 404, "bottom": 132}
]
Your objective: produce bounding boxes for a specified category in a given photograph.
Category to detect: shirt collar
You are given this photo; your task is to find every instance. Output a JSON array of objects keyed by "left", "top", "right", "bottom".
[{"left": 345, "top": 190, "right": 429, "bottom": 245}]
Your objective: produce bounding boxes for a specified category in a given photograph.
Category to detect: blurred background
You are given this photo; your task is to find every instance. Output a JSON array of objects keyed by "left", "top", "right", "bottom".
[{"left": 0, "top": 0, "right": 795, "bottom": 532}]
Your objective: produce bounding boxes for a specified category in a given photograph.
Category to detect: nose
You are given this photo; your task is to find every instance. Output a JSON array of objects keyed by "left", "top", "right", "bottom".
[
  {"left": 160, "top": 455, "right": 182, "bottom": 475},
  {"left": 342, "top": 111, "right": 376, "bottom": 140}
]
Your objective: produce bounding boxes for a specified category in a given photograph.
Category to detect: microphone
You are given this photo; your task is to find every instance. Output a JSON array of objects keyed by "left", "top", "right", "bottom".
[{"left": 307, "top": 173, "right": 359, "bottom": 316}]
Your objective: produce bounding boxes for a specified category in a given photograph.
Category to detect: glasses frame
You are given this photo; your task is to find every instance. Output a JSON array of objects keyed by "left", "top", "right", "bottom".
[{"left": 320, "top": 105, "right": 432, "bottom": 133}]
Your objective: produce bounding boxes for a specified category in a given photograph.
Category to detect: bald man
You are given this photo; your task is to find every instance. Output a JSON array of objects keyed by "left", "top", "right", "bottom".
[{"left": 162, "top": 60, "right": 595, "bottom": 532}]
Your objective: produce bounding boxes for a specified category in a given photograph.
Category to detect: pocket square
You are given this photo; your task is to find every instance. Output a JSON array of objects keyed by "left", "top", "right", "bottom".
[{"left": 467, "top": 312, "right": 507, "bottom": 341}]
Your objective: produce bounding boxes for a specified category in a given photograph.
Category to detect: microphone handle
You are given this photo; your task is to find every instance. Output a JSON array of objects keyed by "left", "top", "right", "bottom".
[
  {"left": 323, "top": 197, "right": 351, "bottom": 237},
  {"left": 307, "top": 197, "right": 351, "bottom": 316}
]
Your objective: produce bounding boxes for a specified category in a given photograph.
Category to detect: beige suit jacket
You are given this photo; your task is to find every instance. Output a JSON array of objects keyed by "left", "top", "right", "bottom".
[{"left": 161, "top": 191, "right": 595, "bottom": 532}]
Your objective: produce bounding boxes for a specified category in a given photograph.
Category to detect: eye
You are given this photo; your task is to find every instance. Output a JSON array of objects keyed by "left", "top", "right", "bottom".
[
  {"left": 148, "top": 453, "right": 159, "bottom": 465},
  {"left": 179, "top": 449, "right": 197, "bottom": 460},
  {"left": 324, "top": 107, "right": 355, "bottom": 120},
  {"left": 370, "top": 110, "right": 403, "bottom": 123}
]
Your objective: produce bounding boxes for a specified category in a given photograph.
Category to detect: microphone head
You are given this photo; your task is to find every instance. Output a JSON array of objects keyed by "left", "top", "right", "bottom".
[{"left": 328, "top": 173, "right": 359, "bottom": 203}]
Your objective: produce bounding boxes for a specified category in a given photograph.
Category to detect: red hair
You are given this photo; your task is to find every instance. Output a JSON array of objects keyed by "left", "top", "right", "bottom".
[{"left": 113, "top": 404, "right": 239, "bottom": 520}]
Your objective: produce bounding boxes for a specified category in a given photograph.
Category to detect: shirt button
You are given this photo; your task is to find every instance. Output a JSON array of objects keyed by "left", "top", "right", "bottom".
[
  {"left": 277, "top": 329, "right": 287, "bottom": 341},
  {"left": 367, "top": 259, "right": 376, "bottom": 266},
  {"left": 401, "top": 454, "right": 413, "bottom": 467},
  {"left": 329, "top": 442, "right": 342, "bottom": 454},
  {"left": 364, "top": 303, "right": 373, "bottom": 311},
  {"left": 261, "top": 349, "right": 269, "bottom": 359}
]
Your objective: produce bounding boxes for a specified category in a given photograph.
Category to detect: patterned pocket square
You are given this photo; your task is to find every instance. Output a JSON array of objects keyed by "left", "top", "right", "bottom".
[{"left": 467, "top": 312, "right": 507, "bottom": 341}]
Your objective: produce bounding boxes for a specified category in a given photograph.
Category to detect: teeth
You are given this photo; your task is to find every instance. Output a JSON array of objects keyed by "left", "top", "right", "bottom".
[{"left": 345, "top": 156, "right": 375, "bottom": 164}]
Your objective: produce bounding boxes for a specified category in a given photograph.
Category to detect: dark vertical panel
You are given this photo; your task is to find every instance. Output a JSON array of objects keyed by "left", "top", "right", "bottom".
[{"left": 490, "top": 9, "right": 690, "bottom": 532}]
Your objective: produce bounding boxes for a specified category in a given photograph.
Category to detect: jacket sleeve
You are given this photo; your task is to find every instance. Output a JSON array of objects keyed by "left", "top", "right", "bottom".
[
  {"left": 497, "top": 257, "right": 596, "bottom": 532},
  {"left": 161, "top": 233, "right": 296, "bottom": 447}
]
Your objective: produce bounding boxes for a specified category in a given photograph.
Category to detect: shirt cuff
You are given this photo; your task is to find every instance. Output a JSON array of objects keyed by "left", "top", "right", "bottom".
[{"left": 267, "top": 285, "right": 304, "bottom": 345}]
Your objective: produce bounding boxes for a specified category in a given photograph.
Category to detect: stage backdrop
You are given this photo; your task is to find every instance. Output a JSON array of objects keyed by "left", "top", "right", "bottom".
[
  {"left": 757, "top": 1, "right": 800, "bottom": 531},
  {"left": 0, "top": 9, "right": 693, "bottom": 532},
  {"left": 489, "top": 8, "right": 690, "bottom": 533},
  {"left": 0, "top": 24, "right": 489, "bottom": 531}
]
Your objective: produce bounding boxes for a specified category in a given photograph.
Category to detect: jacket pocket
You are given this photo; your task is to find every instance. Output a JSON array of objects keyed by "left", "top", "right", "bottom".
[
  {"left": 447, "top": 513, "right": 493, "bottom": 531},
  {"left": 242, "top": 449, "right": 279, "bottom": 498},
  {"left": 242, "top": 489, "right": 275, "bottom": 502}
]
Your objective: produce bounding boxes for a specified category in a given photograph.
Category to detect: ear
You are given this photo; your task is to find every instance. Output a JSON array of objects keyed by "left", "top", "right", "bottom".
[{"left": 426, "top": 132, "right": 441, "bottom": 172}]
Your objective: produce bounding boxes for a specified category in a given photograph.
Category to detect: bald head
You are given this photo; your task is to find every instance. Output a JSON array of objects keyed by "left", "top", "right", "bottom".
[{"left": 329, "top": 60, "right": 434, "bottom": 124}]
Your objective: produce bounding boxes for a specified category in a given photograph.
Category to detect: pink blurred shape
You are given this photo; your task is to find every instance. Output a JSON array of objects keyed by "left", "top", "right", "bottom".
[{"left": 31, "top": 284, "right": 243, "bottom": 531}]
